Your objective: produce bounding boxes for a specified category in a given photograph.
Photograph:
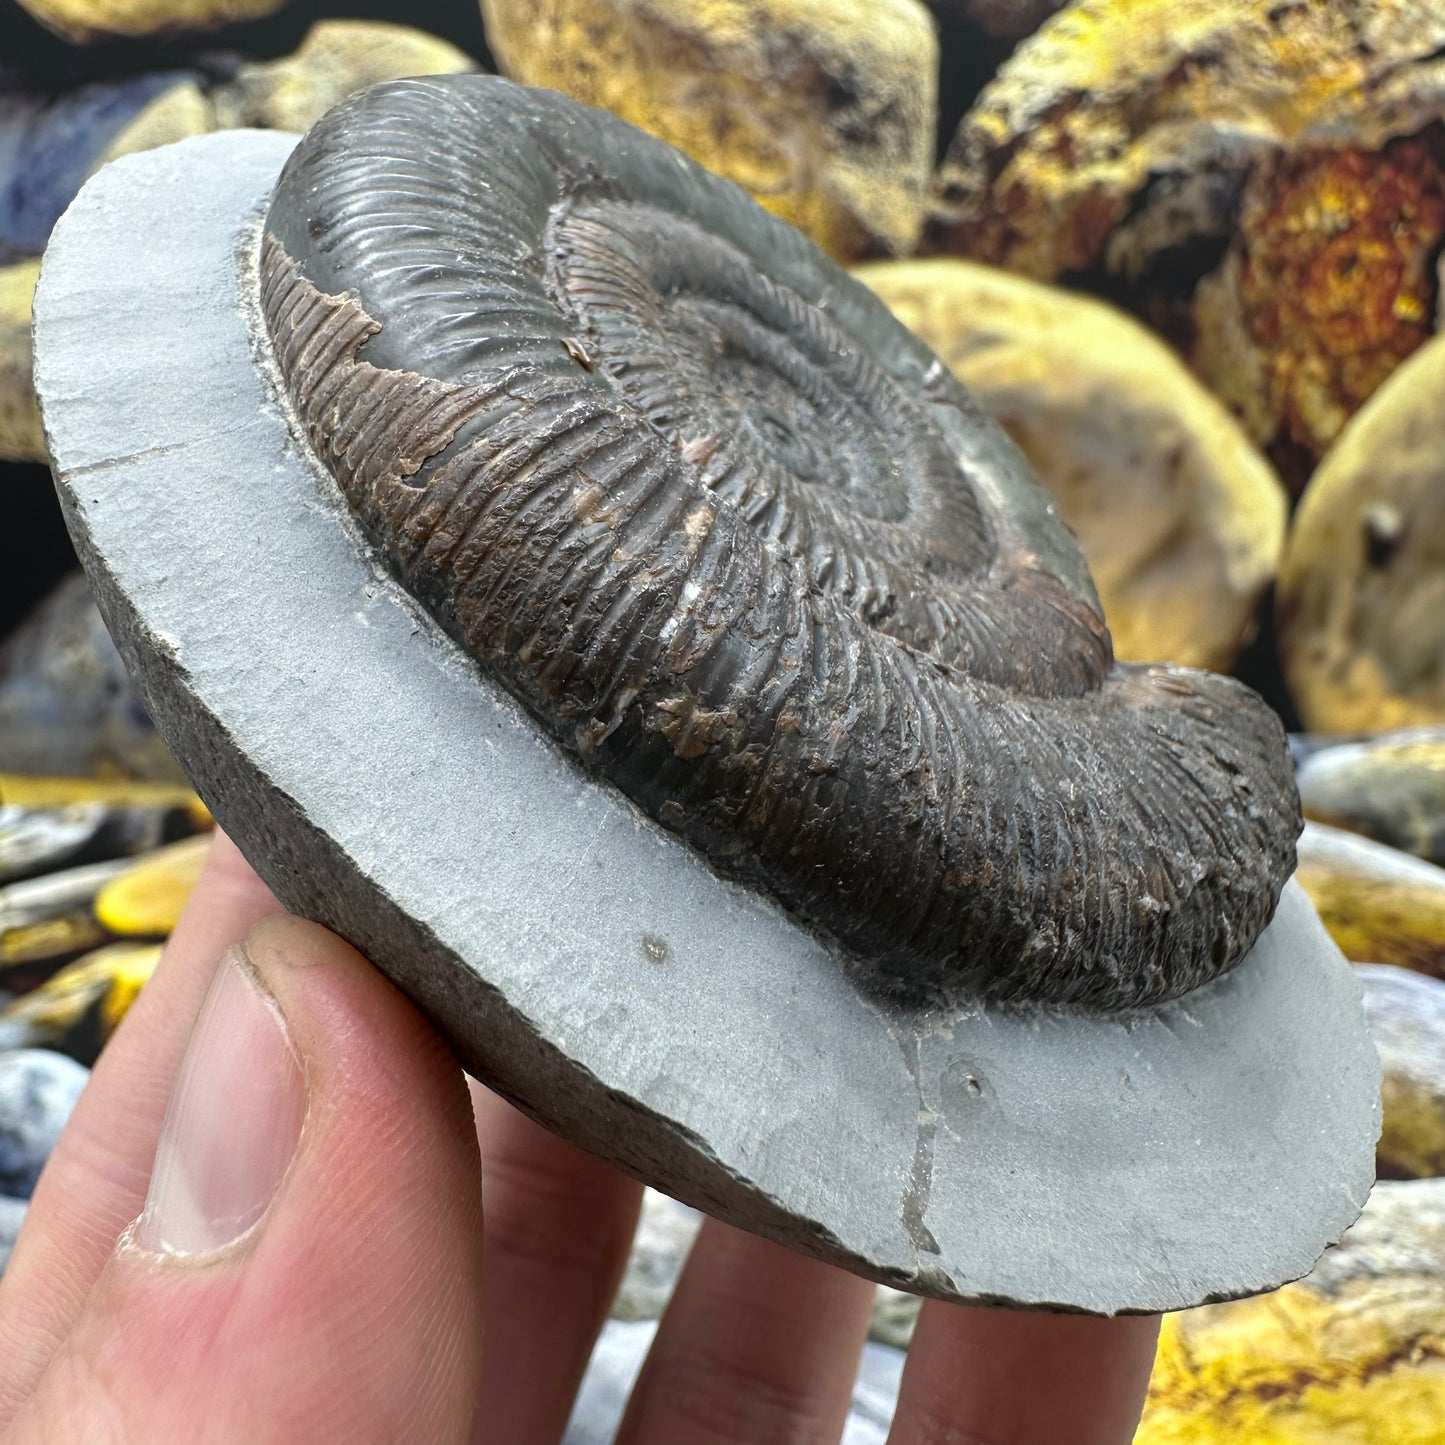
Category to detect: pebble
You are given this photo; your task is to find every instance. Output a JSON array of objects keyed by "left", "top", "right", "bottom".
[
  {"left": 1358, "top": 964, "right": 1445, "bottom": 1179},
  {"left": 932, "top": 0, "right": 1445, "bottom": 480},
  {"left": 93, "top": 834, "right": 210, "bottom": 937},
  {"left": 1278, "top": 331, "right": 1445, "bottom": 732},
  {"left": 1295, "top": 822, "right": 1445, "bottom": 981},
  {"left": 481, "top": 0, "right": 937, "bottom": 260},
  {"left": 1296, "top": 728, "right": 1445, "bottom": 867},
  {"left": 0, "top": 573, "right": 184, "bottom": 781},
  {"left": 0, "top": 1048, "right": 88, "bottom": 1199},
  {"left": 16, "top": 0, "right": 286, "bottom": 43}
]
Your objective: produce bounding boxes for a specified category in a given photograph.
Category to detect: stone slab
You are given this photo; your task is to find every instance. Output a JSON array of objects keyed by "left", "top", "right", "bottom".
[{"left": 33, "top": 131, "right": 1382, "bottom": 1313}]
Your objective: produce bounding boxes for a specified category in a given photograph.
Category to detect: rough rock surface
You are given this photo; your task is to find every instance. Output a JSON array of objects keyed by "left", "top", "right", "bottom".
[
  {"left": 611, "top": 1189, "right": 925, "bottom": 1347},
  {"left": 934, "top": 0, "right": 1445, "bottom": 477},
  {"left": 1278, "top": 334, "right": 1445, "bottom": 732},
  {"left": 33, "top": 129, "right": 1381, "bottom": 1314},
  {"left": 857, "top": 257, "right": 1286, "bottom": 671},
  {"left": 1137, "top": 1179, "right": 1445, "bottom": 1444},
  {"left": 1358, "top": 964, "right": 1445, "bottom": 1179},
  {"left": 480, "top": 0, "right": 937, "bottom": 260}
]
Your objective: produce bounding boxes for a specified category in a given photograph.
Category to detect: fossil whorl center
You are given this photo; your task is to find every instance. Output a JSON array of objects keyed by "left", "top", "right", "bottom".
[{"left": 259, "top": 76, "right": 1301, "bottom": 1010}]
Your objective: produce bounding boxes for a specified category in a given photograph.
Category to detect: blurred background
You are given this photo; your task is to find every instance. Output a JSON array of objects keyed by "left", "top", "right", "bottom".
[{"left": 2, "top": 1, "right": 1444, "bottom": 1440}]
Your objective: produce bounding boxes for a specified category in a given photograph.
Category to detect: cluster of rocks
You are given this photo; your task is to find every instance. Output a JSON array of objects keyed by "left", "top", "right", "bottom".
[{"left": 4, "top": 0, "right": 1445, "bottom": 1439}]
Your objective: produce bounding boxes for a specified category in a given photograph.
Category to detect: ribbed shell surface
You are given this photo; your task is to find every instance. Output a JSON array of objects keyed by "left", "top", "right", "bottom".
[{"left": 260, "top": 75, "right": 1300, "bottom": 1009}]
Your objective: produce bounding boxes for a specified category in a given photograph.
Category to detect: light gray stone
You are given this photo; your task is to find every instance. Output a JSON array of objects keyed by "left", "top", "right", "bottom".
[{"left": 33, "top": 132, "right": 1381, "bottom": 1314}]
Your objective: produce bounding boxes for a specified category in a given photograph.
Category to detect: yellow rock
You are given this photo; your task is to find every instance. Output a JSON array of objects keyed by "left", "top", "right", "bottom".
[
  {"left": 210, "top": 21, "right": 475, "bottom": 135},
  {"left": 1296, "top": 728, "right": 1445, "bottom": 867},
  {"left": 1278, "top": 333, "right": 1445, "bottom": 732},
  {"left": 15, "top": 0, "right": 284, "bottom": 42},
  {"left": 480, "top": 0, "right": 937, "bottom": 261},
  {"left": 855, "top": 257, "right": 1286, "bottom": 671},
  {"left": 1295, "top": 822, "right": 1445, "bottom": 981},
  {"left": 0, "top": 941, "right": 161, "bottom": 1048},
  {"left": 1358, "top": 964, "right": 1445, "bottom": 1180},
  {"left": 93, "top": 835, "right": 211, "bottom": 937},
  {"left": 0, "top": 775, "right": 207, "bottom": 825},
  {"left": 1137, "top": 1179, "right": 1445, "bottom": 1445},
  {"left": 93, "top": 80, "right": 218, "bottom": 173},
  {"left": 934, "top": 0, "right": 1445, "bottom": 475},
  {"left": 0, "top": 260, "right": 42, "bottom": 465}
]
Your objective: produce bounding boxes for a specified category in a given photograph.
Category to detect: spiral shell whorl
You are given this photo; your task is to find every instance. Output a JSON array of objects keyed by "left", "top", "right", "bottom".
[{"left": 260, "top": 75, "right": 1300, "bottom": 1009}]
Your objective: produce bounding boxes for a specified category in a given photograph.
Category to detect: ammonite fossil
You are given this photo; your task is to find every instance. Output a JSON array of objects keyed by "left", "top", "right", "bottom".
[{"left": 259, "top": 75, "right": 1300, "bottom": 1011}]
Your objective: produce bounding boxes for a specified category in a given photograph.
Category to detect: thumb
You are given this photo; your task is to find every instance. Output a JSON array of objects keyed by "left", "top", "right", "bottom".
[{"left": 5, "top": 915, "right": 485, "bottom": 1445}]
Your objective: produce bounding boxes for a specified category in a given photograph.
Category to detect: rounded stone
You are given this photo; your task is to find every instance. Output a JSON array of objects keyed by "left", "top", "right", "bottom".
[
  {"left": 1296, "top": 728, "right": 1445, "bottom": 867},
  {"left": 1295, "top": 823, "right": 1445, "bottom": 981},
  {"left": 933, "top": 0, "right": 1445, "bottom": 481},
  {"left": 855, "top": 257, "right": 1287, "bottom": 673},
  {"left": 1278, "top": 334, "right": 1445, "bottom": 733},
  {"left": 15, "top": 0, "right": 285, "bottom": 43},
  {"left": 0, "top": 260, "right": 41, "bottom": 463},
  {"left": 480, "top": 0, "right": 937, "bottom": 261},
  {"left": 1358, "top": 964, "right": 1445, "bottom": 1179},
  {"left": 33, "top": 128, "right": 1381, "bottom": 1314},
  {"left": 0, "top": 1049, "right": 88, "bottom": 1199}
]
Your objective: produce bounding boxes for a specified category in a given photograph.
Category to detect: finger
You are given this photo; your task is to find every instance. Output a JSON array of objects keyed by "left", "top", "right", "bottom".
[
  {"left": 888, "top": 1300, "right": 1160, "bottom": 1445},
  {"left": 617, "top": 1217, "right": 875, "bottom": 1445},
  {"left": 6, "top": 914, "right": 485, "bottom": 1445},
  {"left": 467, "top": 1082, "right": 643, "bottom": 1445},
  {"left": 0, "top": 831, "right": 280, "bottom": 1423}
]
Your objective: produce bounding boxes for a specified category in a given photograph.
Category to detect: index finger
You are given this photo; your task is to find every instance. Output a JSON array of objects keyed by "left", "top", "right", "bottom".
[{"left": 888, "top": 1298, "right": 1160, "bottom": 1445}]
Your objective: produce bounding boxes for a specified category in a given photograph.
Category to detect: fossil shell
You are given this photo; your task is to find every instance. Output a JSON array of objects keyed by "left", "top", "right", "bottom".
[
  {"left": 1278, "top": 331, "right": 1445, "bottom": 733},
  {"left": 854, "top": 257, "right": 1287, "bottom": 673},
  {"left": 479, "top": 0, "right": 936, "bottom": 261},
  {"left": 259, "top": 76, "right": 1300, "bottom": 1011}
]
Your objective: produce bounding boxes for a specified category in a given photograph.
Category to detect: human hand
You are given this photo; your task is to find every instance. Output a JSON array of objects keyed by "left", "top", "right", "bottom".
[{"left": 0, "top": 832, "right": 1160, "bottom": 1444}]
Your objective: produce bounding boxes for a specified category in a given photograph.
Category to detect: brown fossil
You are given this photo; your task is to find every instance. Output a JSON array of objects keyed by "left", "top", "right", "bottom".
[{"left": 259, "top": 76, "right": 1300, "bottom": 1010}]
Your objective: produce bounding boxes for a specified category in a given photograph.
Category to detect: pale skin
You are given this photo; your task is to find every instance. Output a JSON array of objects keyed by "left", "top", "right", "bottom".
[{"left": 0, "top": 832, "right": 1160, "bottom": 1443}]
